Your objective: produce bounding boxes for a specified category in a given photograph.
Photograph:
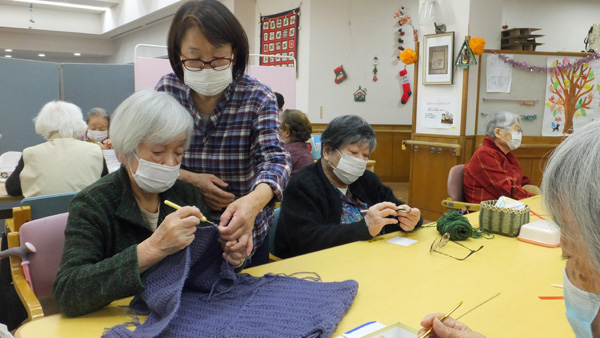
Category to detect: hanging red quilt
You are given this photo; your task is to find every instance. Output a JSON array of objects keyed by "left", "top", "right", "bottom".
[{"left": 260, "top": 8, "right": 299, "bottom": 67}]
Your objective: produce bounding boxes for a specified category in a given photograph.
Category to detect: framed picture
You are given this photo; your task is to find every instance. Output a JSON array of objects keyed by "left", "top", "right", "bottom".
[{"left": 423, "top": 32, "right": 454, "bottom": 85}]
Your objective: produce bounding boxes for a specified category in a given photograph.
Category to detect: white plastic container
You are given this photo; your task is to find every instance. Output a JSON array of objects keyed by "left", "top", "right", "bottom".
[{"left": 517, "top": 220, "right": 560, "bottom": 248}]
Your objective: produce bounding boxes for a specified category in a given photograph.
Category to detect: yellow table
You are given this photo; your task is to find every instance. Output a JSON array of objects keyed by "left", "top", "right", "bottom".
[{"left": 15, "top": 196, "right": 572, "bottom": 337}]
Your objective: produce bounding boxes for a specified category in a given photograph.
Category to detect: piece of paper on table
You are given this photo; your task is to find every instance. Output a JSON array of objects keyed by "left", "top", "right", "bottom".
[
  {"left": 334, "top": 321, "right": 386, "bottom": 338},
  {"left": 495, "top": 196, "right": 526, "bottom": 210},
  {"left": 387, "top": 237, "right": 418, "bottom": 247},
  {"left": 103, "top": 150, "right": 121, "bottom": 173}
]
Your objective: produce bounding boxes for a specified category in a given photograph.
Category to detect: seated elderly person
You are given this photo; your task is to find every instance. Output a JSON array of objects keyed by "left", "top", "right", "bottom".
[
  {"left": 5, "top": 101, "right": 108, "bottom": 198},
  {"left": 274, "top": 115, "right": 422, "bottom": 259},
  {"left": 52, "top": 90, "right": 246, "bottom": 317},
  {"left": 280, "top": 109, "right": 315, "bottom": 177},
  {"left": 80, "top": 107, "right": 112, "bottom": 150},
  {"left": 418, "top": 119, "right": 600, "bottom": 338},
  {"left": 463, "top": 111, "right": 539, "bottom": 203}
]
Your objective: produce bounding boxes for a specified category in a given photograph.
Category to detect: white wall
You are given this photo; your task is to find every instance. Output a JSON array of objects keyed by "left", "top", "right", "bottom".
[
  {"left": 502, "top": 0, "right": 600, "bottom": 53},
  {"left": 0, "top": 3, "right": 102, "bottom": 34},
  {"left": 109, "top": 19, "right": 171, "bottom": 64},
  {"left": 305, "top": 0, "right": 419, "bottom": 125}
]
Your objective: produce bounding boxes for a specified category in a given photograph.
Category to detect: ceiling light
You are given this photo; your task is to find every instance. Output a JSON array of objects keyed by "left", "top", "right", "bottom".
[
  {"left": 419, "top": 0, "right": 444, "bottom": 25},
  {"left": 38, "top": 53, "right": 45, "bottom": 57},
  {"left": 5, "top": 49, "right": 12, "bottom": 52},
  {"left": 5, "top": 55, "right": 12, "bottom": 58},
  {"left": 74, "top": 53, "right": 81, "bottom": 56},
  {"left": 12, "top": 0, "right": 108, "bottom": 12}
]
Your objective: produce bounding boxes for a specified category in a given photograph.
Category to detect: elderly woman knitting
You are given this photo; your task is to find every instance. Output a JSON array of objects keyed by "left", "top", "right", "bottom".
[
  {"left": 52, "top": 90, "right": 245, "bottom": 317},
  {"left": 274, "top": 115, "right": 422, "bottom": 259},
  {"left": 463, "top": 111, "right": 540, "bottom": 203},
  {"left": 417, "top": 119, "right": 600, "bottom": 338}
]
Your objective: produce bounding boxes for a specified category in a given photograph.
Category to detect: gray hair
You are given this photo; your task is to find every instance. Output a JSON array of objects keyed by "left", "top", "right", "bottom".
[
  {"left": 321, "top": 115, "right": 376, "bottom": 156},
  {"left": 485, "top": 111, "right": 522, "bottom": 139},
  {"left": 86, "top": 107, "right": 110, "bottom": 124},
  {"left": 34, "top": 101, "right": 87, "bottom": 140},
  {"left": 542, "top": 119, "right": 600, "bottom": 272},
  {"left": 110, "top": 90, "right": 194, "bottom": 162}
]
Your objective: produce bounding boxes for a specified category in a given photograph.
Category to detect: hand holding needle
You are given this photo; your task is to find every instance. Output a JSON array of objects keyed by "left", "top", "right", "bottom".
[
  {"left": 418, "top": 300, "right": 463, "bottom": 338},
  {"left": 164, "top": 200, "right": 218, "bottom": 227}
]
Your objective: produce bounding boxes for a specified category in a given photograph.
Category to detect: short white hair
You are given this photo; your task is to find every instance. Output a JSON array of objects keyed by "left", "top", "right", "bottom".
[
  {"left": 34, "top": 101, "right": 87, "bottom": 140},
  {"left": 485, "top": 111, "right": 522, "bottom": 139},
  {"left": 110, "top": 90, "right": 194, "bottom": 161},
  {"left": 542, "top": 119, "right": 600, "bottom": 272}
]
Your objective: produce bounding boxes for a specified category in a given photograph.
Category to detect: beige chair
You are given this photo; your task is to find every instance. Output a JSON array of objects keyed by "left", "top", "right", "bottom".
[{"left": 441, "top": 164, "right": 480, "bottom": 212}]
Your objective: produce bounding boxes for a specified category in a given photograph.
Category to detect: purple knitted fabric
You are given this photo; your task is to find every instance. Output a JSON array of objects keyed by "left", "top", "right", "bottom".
[{"left": 103, "top": 226, "right": 358, "bottom": 338}]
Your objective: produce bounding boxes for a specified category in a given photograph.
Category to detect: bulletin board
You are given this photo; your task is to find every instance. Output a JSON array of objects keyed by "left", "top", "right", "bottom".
[
  {"left": 476, "top": 50, "right": 597, "bottom": 137},
  {"left": 260, "top": 8, "right": 299, "bottom": 68}
]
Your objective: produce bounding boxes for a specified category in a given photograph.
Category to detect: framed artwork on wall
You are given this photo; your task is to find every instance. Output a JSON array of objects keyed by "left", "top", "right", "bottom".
[
  {"left": 423, "top": 32, "right": 455, "bottom": 85},
  {"left": 260, "top": 7, "right": 299, "bottom": 68}
]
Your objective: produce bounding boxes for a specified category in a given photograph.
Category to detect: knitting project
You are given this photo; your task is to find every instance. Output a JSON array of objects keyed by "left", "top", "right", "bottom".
[{"left": 103, "top": 226, "right": 358, "bottom": 338}]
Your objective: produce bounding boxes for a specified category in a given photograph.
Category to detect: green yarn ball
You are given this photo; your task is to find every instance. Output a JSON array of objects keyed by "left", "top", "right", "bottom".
[{"left": 436, "top": 210, "right": 474, "bottom": 241}]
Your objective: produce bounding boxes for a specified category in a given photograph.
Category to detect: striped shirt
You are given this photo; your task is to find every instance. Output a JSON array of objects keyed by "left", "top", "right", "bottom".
[{"left": 156, "top": 73, "right": 291, "bottom": 250}]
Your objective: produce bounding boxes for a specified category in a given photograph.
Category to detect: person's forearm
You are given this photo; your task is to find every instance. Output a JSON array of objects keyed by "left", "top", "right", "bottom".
[
  {"left": 137, "top": 239, "right": 165, "bottom": 273},
  {"left": 178, "top": 168, "right": 197, "bottom": 185},
  {"left": 249, "top": 183, "right": 275, "bottom": 210}
]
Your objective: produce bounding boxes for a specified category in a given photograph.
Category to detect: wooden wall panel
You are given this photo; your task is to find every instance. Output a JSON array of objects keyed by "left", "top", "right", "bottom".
[{"left": 407, "top": 135, "right": 461, "bottom": 221}]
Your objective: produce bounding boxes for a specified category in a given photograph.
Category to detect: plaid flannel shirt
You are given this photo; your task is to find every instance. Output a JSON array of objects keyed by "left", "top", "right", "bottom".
[
  {"left": 463, "top": 136, "right": 533, "bottom": 203},
  {"left": 156, "top": 73, "right": 291, "bottom": 250}
]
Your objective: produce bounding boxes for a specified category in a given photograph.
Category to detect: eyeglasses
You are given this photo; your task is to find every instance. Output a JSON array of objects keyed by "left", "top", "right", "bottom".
[
  {"left": 180, "top": 57, "right": 234, "bottom": 71},
  {"left": 430, "top": 233, "right": 483, "bottom": 261}
]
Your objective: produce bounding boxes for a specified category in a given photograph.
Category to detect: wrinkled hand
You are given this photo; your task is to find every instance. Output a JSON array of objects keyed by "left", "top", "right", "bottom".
[
  {"left": 147, "top": 206, "right": 203, "bottom": 257},
  {"left": 218, "top": 194, "right": 258, "bottom": 256},
  {"left": 218, "top": 237, "right": 247, "bottom": 268},
  {"left": 191, "top": 173, "right": 235, "bottom": 210},
  {"left": 418, "top": 314, "right": 486, "bottom": 338},
  {"left": 396, "top": 204, "right": 421, "bottom": 231},
  {"left": 99, "top": 139, "right": 112, "bottom": 150},
  {"left": 364, "top": 202, "right": 401, "bottom": 237}
]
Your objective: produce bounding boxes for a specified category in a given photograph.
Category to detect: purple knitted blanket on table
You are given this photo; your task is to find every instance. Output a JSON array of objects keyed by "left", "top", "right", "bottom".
[{"left": 102, "top": 226, "right": 358, "bottom": 338}]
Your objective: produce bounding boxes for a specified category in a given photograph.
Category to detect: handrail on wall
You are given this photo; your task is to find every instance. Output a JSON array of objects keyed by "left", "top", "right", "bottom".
[{"left": 402, "top": 140, "right": 461, "bottom": 156}]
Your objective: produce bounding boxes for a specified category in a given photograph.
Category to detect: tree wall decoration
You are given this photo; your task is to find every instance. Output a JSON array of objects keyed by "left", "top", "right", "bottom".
[{"left": 544, "top": 58, "right": 596, "bottom": 135}]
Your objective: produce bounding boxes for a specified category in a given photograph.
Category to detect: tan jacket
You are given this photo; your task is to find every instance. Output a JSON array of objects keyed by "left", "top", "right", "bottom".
[{"left": 20, "top": 136, "right": 104, "bottom": 197}]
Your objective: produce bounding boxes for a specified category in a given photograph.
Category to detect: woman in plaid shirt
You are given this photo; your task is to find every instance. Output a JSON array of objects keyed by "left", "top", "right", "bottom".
[{"left": 156, "top": 0, "right": 290, "bottom": 266}]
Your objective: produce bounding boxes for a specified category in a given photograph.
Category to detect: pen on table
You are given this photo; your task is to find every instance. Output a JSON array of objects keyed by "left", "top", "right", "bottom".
[
  {"left": 418, "top": 300, "right": 463, "bottom": 338},
  {"left": 164, "top": 200, "right": 218, "bottom": 227}
]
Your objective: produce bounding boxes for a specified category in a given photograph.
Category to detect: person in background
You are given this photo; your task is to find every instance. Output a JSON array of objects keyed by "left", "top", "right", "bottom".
[
  {"left": 280, "top": 109, "right": 314, "bottom": 176},
  {"left": 53, "top": 90, "right": 245, "bottom": 317},
  {"left": 155, "top": 0, "right": 290, "bottom": 267},
  {"left": 80, "top": 107, "right": 112, "bottom": 150},
  {"left": 418, "top": 119, "right": 600, "bottom": 338},
  {"left": 274, "top": 92, "right": 285, "bottom": 111},
  {"left": 5, "top": 101, "right": 107, "bottom": 198},
  {"left": 274, "top": 115, "right": 422, "bottom": 259},
  {"left": 463, "top": 111, "right": 539, "bottom": 203}
]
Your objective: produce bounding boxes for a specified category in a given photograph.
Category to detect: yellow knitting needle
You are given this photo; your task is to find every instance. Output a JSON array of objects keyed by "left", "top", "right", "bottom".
[
  {"left": 164, "top": 200, "right": 218, "bottom": 227},
  {"left": 418, "top": 300, "right": 463, "bottom": 338}
]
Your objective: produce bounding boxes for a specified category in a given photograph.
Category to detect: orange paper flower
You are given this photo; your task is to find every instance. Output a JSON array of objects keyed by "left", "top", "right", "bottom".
[
  {"left": 469, "top": 37, "right": 485, "bottom": 56},
  {"left": 399, "top": 48, "right": 417, "bottom": 65}
]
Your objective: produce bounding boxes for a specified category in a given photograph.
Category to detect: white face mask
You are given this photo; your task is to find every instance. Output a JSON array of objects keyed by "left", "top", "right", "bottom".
[
  {"left": 130, "top": 155, "right": 180, "bottom": 193},
  {"left": 87, "top": 129, "right": 108, "bottom": 142},
  {"left": 326, "top": 150, "right": 368, "bottom": 185},
  {"left": 184, "top": 67, "right": 233, "bottom": 96},
  {"left": 507, "top": 131, "right": 522, "bottom": 150},
  {"left": 563, "top": 268, "right": 600, "bottom": 338}
]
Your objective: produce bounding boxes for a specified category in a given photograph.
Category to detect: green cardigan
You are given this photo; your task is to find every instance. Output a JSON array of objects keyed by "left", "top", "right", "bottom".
[{"left": 52, "top": 166, "right": 209, "bottom": 317}]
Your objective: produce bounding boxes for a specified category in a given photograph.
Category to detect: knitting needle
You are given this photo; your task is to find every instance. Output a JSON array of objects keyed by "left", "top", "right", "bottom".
[
  {"left": 164, "top": 200, "right": 218, "bottom": 227},
  {"left": 456, "top": 292, "right": 501, "bottom": 320},
  {"left": 360, "top": 207, "right": 410, "bottom": 213},
  {"left": 418, "top": 300, "right": 463, "bottom": 338}
]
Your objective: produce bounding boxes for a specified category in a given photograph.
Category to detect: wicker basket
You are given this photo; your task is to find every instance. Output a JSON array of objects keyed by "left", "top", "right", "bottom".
[{"left": 479, "top": 200, "right": 530, "bottom": 237}]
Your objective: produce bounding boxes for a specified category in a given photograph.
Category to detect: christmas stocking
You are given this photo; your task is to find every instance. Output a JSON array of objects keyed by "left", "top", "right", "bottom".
[
  {"left": 399, "top": 68, "right": 412, "bottom": 104},
  {"left": 334, "top": 65, "right": 347, "bottom": 84}
]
